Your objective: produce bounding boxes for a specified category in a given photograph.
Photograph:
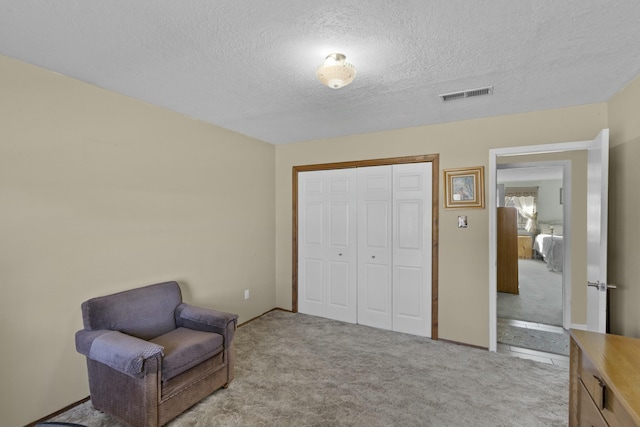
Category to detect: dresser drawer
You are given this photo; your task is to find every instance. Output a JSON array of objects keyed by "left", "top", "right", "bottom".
[
  {"left": 578, "top": 378, "right": 608, "bottom": 427},
  {"left": 578, "top": 351, "right": 636, "bottom": 426}
]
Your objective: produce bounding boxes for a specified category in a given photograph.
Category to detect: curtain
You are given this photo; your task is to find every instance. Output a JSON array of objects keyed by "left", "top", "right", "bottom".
[
  {"left": 504, "top": 186, "right": 538, "bottom": 198},
  {"left": 504, "top": 187, "right": 538, "bottom": 233},
  {"left": 505, "top": 195, "right": 538, "bottom": 233}
]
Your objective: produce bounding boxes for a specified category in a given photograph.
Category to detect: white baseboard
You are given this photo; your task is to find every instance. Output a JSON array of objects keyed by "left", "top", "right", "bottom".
[{"left": 569, "top": 323, "right": 587, "bottom": 331}]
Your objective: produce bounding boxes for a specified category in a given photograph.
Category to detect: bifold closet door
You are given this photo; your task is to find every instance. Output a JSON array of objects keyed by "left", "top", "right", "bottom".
[
  {"left": 298, "top": 162, "right": 432, "bottom": 337},
  {"left": 357, "top": 163, "right": 432, "bottom": 336},
  {"left": 357, "top": 166, "right": 393, "bottom": 330},
  {"left": 297, "top": 169, "right": 357, "bottom": 323},
  {"left": 392, "top": 162, "right": 432, "bottom": 337}
]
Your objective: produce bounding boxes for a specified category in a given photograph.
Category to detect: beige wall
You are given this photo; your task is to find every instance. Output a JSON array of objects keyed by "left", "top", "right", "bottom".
[
  {"left": 275, "top": 104, "right": 608, "bottom": 347},
  {"left": 0, "top": 56, "right": 276, "bottom": 426},
  {"left": 3, "top": 50, "right": 637, "bottom": 426},
  {"left": 608, "top": 73, "right": 640, "bottom": 337}
]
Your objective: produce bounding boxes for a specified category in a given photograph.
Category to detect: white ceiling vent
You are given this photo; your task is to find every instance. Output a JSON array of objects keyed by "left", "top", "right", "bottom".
[{"left": 439, "top": 86, "right": 494, "bottom": 102}]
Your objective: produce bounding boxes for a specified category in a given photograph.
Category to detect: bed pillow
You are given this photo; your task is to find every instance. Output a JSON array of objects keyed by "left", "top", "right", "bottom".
[{"left": 539, "top": 223, "right": 552, "bottom": 234}]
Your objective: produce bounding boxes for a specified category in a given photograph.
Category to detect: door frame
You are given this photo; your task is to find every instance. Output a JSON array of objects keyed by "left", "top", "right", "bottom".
[
  {"left": 292, "top": 154, "right": 440, "bottom": 339},
  {"left": 489, "top": 139, "right": 599, "bottom": 352}
]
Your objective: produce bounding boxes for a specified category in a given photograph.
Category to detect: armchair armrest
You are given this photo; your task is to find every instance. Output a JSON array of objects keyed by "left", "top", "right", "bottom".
[
  {"left": 75, "top": 329, "right": 164, "bottom": 378},
  {"left": 175, "top": 303, "right": 238, "bottom": 344}
]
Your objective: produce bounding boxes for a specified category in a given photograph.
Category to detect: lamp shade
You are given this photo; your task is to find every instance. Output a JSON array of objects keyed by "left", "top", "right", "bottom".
[{"left": 316, "top": 53, "right": 356, "bottom": 89}]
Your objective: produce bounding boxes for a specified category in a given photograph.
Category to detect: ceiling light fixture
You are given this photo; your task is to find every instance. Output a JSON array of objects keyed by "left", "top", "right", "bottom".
[{"left": 316, "top": 53, "right": 356, "bottom": 89}]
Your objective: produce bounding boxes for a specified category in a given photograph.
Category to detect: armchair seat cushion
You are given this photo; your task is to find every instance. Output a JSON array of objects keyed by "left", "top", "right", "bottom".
[{"left": 151, "top": 327, "right": 223, "bottom": 381}]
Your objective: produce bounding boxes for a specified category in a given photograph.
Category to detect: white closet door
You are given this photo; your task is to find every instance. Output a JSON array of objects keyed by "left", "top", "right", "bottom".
[
  {"left": 325, "top": 170, "right": 357, "bottom": 323},
  {"left": 392, "top": 162, "right": 432, "bottom": 337},
  {"left": 357, "top": 166, "right": 393, "bottom": 330},
  {"left": 298, "top": 169, "right": 357, "bottom": 323},
  {"left": 298, "top": 170, "right": 325, "bottom": 317},
  {"left": 299, "top": 163, "right": 432, "bottom": 337}
]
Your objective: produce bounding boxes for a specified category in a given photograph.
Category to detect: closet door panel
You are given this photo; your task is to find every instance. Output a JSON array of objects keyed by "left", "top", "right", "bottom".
[
  {"left": 365, "top": 201, "right": 389, "bottom": 248},
  {"left": 396, "top": 200, "right": 424, "bottom": 265},
  {"left": 327, "top": 201, "right": 351, "bottom": 314},
  {"left": 364, "top": 264, "right": 389, "bottom": 311},
  {"left": 328, "top": 261, "right": 349, "bottom": 307},
  {"left": 358, "top": 263, "right": 391, "bottom": 329},
  {"left": 392, "top": 162, "right": 432, "bottom": 337},
  {"left": 298, "top": 169, "right": 357, "bottom": 323},
  {"left": 298, "top": 171, "right": 327, "bottom": 317},
  {"left": 395, "top": 266, "right": 422, "bottom": 317},
  {"left": 326, "top": 175, "right": 357, "bottom": 323},
  {"left": 302, "top": 259, "right": 324, "bottom": 314},
  {"left": 357, "top": 166, "right": 393, "bottom": 330}
]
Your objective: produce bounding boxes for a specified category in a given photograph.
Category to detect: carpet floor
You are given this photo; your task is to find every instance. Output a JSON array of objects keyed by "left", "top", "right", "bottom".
[
  {"left": 497, "top": 259, "right": 563, "bottom": 326},
  {"left": 48, "top": 311, "right": 569, "bottom": 427}
]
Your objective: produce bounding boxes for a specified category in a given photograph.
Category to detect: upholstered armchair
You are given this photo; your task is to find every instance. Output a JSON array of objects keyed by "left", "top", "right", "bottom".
[{"left": 75, "top": 281, "right": 238, "bottom": 427}]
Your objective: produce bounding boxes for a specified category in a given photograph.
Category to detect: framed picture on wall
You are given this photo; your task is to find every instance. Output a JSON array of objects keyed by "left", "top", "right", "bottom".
[{"left": 444, "top": 166, "right": 485, "bottom": 209}]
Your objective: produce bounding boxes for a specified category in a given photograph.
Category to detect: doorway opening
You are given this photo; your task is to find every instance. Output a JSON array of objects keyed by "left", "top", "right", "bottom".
[
  {"left": 489, "top": 129, "right": 610, "bottom": 355},
  {"left": 496, "top": 161, "right": 570, "bottom": 362}
]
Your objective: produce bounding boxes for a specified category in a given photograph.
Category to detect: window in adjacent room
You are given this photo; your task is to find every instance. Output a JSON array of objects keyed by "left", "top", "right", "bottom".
[{"left": 504, "top": 186, "right": 538, "bottom": 233}]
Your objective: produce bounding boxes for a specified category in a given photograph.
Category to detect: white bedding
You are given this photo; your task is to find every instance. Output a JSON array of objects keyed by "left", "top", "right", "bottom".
[{"left": 534, "top": 233, "right": 563, "bottom": 272}]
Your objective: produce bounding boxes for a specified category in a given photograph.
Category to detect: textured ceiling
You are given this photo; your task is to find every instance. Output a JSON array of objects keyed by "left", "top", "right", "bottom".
[{"left": 1, "top": 1, "right": 640, "bottom": 145}]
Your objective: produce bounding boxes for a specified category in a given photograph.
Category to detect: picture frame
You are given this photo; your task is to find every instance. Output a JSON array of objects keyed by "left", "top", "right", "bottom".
[{"left": 444, "top": 166, "right": 485, "bottom": 209}]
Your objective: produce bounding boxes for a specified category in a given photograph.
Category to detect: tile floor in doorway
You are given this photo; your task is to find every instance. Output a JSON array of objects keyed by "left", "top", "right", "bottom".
[{"left": 496, "top": 318, "right": 570, "bottom": 367}]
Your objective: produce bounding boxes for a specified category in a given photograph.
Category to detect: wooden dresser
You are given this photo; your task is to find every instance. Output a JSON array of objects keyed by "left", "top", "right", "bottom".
[
  {"left": 569, "top": 330, "right": 640, "bottom": 426},
  {"left": 497, "top": 207, "right": 518, "bottom": 294}
]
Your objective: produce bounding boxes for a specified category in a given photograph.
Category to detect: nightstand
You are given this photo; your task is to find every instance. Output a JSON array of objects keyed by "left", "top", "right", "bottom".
[{"left": 517, "top": 235, "right": 532, "bottom": 259}]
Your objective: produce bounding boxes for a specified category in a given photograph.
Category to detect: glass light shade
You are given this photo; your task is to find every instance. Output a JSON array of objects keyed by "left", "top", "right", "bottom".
[{"left": 316, "top": 53, "right": 356, "bottom": 89}]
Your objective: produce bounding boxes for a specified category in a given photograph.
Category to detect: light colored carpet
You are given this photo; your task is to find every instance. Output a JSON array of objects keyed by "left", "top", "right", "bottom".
[
  {"left": 48, "top": 311, "right": 569, "bottom": 427},
  {"left": 497, "top": 323, "right": 570, "bottom": 356},
  {"left": 497, "top": 259, "right": 563, "bottom": 326}
]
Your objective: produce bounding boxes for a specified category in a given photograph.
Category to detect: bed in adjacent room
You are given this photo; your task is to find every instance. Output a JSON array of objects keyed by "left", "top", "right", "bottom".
[{"left": 533, "top": 223, "right": 563, "bottom": 272}]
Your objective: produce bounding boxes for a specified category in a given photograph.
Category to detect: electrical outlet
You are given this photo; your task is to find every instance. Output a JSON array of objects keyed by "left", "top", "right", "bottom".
[{"left": 244, "top": 289, "right": 250, "bottom": 300}]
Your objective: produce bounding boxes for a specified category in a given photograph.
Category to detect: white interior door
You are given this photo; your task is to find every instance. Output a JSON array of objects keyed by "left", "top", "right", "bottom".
[
  {"left": 357, "top": 166, "right": 393, "bottom": 330},
  {"left": 298, "top": 169, "right": 357, "bottom": 323},
  {"left": 586, "top": 129, "right": 610, "bottom": 332},
  {"left": 392, "top": 162, "right": 432, "bottom": 337}
]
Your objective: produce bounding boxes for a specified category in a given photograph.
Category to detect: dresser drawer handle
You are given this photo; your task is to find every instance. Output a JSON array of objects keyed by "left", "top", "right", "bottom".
[{"left": 593, "top": 375, "right": 607, "bottom": 410}]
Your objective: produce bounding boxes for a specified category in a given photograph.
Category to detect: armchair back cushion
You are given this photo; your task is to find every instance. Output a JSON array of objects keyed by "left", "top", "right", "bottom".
[{"left": 81, "top": 281, "right": 182, "bottom": 340}]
